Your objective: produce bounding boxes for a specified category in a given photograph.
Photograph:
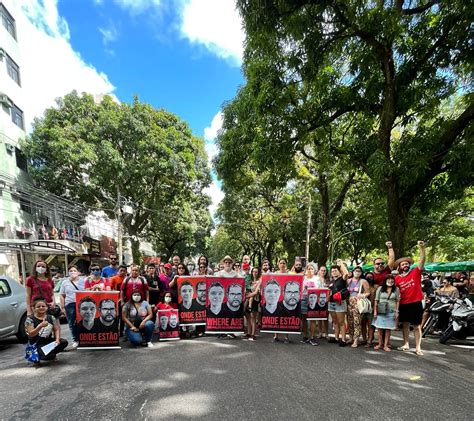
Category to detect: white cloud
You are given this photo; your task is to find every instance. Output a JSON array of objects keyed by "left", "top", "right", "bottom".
[
  {"left": 204, "top": 180, "right": 224, "bottom": 219},
  {"left": 98, "top": 22, "right": 119, "bottom": 45},
  {"left": 5, "top": 0, "right": 115, "bottom": 129},
  {"left": 180, "top": 0, "right": 244, "bottom": 65},
  {"left": 203, "top": 111, "right": 224, "bottom": 218},
  {"left": 112, "top": 0, "right": 162, "bottom": 15},
  {"left": 204, "top": 111, "right": 222, "bottom": 163}
]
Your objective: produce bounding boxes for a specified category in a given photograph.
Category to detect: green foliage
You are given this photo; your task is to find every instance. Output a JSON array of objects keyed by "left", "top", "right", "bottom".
[
  {"left": 216, "top": 0, "right": 473, "bottom": 256},
  {"left": 22, "top": 91, "right": 212, "bottom": 262}
]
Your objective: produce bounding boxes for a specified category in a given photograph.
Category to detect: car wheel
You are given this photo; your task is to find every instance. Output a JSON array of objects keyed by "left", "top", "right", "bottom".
[{"left": 16, "top": 313, "right": 28, "bottom": 343}]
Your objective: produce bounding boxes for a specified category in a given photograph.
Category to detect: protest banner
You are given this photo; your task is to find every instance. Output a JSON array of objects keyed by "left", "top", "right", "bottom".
[
  {"left": 306, "top": 288, "right": 330, "bottom": 320},
  {"left": 157, "top": 309, "right": 180, "bottom": 341},
  {"left": 177, "top": 276, "right": 207, "bottom": 326},
  {"left": 206, "top": 277, "right": 245, "bottom": 334},
  {"left": 75, "top": 291, "right": 120, "bottom": 349},
  {"left": 260, "top": 274, "right": 303, "bottom": 334}
]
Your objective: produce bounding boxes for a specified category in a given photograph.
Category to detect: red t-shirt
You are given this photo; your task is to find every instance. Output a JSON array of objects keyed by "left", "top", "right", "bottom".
[
  {"left": 157, "top": 302, "right": 178, "bottom": 310},
  {"left": 84, "top": 277, "right": 110, "bottom": 290},
  {"left": 121, "top": 276, "right": 149, "bottom": 302},
  {"left": 372, "top": 266, "right": 391, "bottom": 286},
  {"left": 26, "top": 276, "right": 54, "bottom": 305},
  {"left": 395, "top": 267, "right": 423, "bottom": 305}
]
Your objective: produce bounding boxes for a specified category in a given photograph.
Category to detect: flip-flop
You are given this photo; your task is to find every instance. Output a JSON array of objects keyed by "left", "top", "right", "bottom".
[
  {"left": 397, "top": 345, "right": 409, "bottom": 351},
  {"left": 383, "top": 347, "right": 391, "bottom": 352},
  {"left": 415, "top": 350, "right": 424, "bottom": 356}
]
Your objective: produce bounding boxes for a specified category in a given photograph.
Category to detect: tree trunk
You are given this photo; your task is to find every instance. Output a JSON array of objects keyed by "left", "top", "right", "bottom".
[
  {"left": 317, "top": 174, "right": 330, "bottom": 267},
  {"left": 386, "top": 181, "right": 411, "bottom": 257},
  {"left": 131, "top": 238, "right": 141, "bottom": 265}
]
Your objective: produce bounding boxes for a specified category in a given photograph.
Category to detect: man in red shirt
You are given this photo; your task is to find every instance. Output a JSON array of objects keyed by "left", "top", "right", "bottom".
[
  {"left": 395, "top": 240, "right": 426, "bottom": 356},
  {"left": 372, "top": 241, "right": 396, "bottom": 286}
]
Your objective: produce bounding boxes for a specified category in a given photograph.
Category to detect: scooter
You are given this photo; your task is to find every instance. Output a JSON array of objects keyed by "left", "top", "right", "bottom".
[
  {"left": 422, "top": 294, "right": 454, "bottom": 338},
  {"left": 439, "top": 297, "right": 474, "bottom": 344}
]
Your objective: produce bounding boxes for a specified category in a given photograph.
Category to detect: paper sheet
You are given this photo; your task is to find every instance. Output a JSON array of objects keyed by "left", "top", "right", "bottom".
[{"left": 41, "top": 341, "right": 58, "bottom": 356}]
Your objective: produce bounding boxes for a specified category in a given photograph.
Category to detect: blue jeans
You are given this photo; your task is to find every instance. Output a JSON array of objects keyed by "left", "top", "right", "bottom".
[
  {"left": 125, "top": 320, "right": 154, "bottom": 345},
  {"left": 65, "top": 302, "right": 78, "bottom": 342}
]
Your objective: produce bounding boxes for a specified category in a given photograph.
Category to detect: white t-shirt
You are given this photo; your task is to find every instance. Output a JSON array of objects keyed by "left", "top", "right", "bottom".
[
  {"left": 59, "top": 278, "right": 86, "bottom": 305},
  {"left": 216, "top": 270, "right": 241, "bottom": 278}
]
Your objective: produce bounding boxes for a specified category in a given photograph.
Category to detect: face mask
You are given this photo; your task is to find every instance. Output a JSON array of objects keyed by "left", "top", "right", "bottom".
[
  {"left": 92, "top": 270, "right": 100, "bottom": 276},
  {"left": 165, "top": 296, "right": 172, "bottom": 303},
  {"left": 36, "top": 267, "right": 47, "bottom": 274},
  {"left": 69, "top": 271, "right": 79, "bottom": 279},
  {"left": 132, "top": 295, "right": 141, "bottom": 302}
]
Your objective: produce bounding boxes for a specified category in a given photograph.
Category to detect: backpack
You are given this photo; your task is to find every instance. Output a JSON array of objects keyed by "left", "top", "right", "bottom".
[{"left": 122, "top": 276, "right": 147, "bottom": 302}]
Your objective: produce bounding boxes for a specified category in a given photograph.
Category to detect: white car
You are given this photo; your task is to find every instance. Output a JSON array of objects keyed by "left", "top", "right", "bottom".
[{"left": 0, "top": 276, "right": 28, "bottom": 342}]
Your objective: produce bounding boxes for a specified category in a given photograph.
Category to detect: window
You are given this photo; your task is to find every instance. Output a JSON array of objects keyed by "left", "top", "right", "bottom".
[
  {"left": 20, "top": 198, "right": 31, "bottom": 214},
  {"left": 0, "top": 3, "right": 16, "bottom": 40},
  {"left": 0, "top": 279, "right": 11, "bottom": 296},
  {"left": 5, "top": 53, "right": 20, "bottom": 85},
  {"left": 15, "top": 147, "right": 28, "bottom": 172},
  {"left": 11, "top": 104, "right": 23, "bottom": 129}
]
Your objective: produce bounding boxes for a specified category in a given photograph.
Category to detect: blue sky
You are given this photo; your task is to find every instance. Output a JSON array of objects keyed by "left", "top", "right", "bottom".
[
  {"left": 57, "top": 0, "right": 244, "bottom": 140},
  {"left": 5, "top": 0, "right": 246, "bottom": 214}
]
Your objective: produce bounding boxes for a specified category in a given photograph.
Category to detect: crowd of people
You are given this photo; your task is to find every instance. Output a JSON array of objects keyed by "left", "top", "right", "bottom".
[{"left": 23, "top": 241, "right": 473, "bottom": 363}]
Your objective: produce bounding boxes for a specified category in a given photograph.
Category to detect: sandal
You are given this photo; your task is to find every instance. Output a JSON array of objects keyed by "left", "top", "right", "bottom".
[
  {"left": 415, "top": 350, "right": 424, "bottom": 356},
  {"left": 365, "top": 342, "right": 373, "bottom": 348},
  {"left": 383, "top": 346, "right": 390, "bottom": 352},
  {"left": 351, "top": 342, "right": 358, "bottom": 348},
  {"left": 374, "top": 345, "right": 381, "bottom": 350},
  {"left": 397, "top": 345, "right": 410, "bottom": 352}
]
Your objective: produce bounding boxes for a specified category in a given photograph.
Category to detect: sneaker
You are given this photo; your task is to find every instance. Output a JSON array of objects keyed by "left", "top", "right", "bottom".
[
  {"left": 338, "top": 340, "right": 347, "bottom": 347},
  {"left": 227, "top": 334, "right": 237, "bottom": 339},
  {"left": 272, "top": 337, "right": 281, "bottom": 343},
  {"left": 248, "top": 336, "right": 255, "bottom": 341},
  {"left": 147, "top": 342, "right": 154, "bottom": 348},
  {"left": 309, "top": 339, "right": 319, "bottom": 346},
  {"left": 328, "top": 337, "right": 338, "bottom": 343},
  {"left": 284, "top": 337, "right": 291, "bottom": 344},
  {"left": 300, "top": 337, "right": 310, "bottom": 344},
  {"left": 71, "top": 342, "right": 79, "bottom": 348}
]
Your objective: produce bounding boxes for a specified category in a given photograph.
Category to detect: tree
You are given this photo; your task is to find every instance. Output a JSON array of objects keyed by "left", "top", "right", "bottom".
[
  {"left": 218, "top": 0, "right": 473, "bottom": 256},
  {"left": 22, "top": 91, "right": 212, "bottom": 262}
]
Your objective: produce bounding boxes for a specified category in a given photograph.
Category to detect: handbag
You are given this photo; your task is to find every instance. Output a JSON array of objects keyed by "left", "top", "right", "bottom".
[
  {"left": 25, "top": 342, "right": 40, "bottom": 363},
  {"left": 377, "top": 291, "right": 392, "bottom": 315},
  {"left": 356, "top": 282, "right": 372, "bottom": 314}
]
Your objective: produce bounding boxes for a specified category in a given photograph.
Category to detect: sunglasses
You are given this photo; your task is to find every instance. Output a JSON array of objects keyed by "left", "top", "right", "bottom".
[{"left": 375, "top": 262, "right": 385, "bottom": 266}]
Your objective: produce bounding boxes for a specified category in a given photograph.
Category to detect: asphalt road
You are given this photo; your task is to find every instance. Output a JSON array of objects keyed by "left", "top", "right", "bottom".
[{"left": 0, "top": 328, "right": 472, "bottom": 420}]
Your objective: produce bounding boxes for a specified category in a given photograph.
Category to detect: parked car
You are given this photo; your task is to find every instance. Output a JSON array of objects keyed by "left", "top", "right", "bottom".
[{"left": 0, "top": 276, "right": 28, "bottom": 342}]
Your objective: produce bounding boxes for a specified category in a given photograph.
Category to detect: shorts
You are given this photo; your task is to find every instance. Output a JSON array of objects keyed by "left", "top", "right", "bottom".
[
  {"left": 246, "top": 299, "right": 260, "bottom": 313},
  {"left": 399, "top": 301, "right": 423, "bottom": 325},
  {"left": 328, "top": 301, "right": 347, "bottom": 313}
]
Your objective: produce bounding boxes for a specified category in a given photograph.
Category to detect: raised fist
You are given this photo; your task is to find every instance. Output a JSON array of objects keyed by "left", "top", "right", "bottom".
[
  {"left": 385, "top": 241, "right": 393, "bottom": 249},
  {"left": 417, "top": 240, "right": 425, "bottom": 248}
]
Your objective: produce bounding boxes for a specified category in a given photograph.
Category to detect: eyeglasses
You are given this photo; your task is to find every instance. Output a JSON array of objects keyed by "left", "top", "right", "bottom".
[
  {"left": 178, "top": 267, "right": 185, "bottom": 270},
  {"left": 199, "top": 265, "right": 205, "bottom": 269},
  {"left": 375, "top": 262, "right": 385, "bottom": 266}
]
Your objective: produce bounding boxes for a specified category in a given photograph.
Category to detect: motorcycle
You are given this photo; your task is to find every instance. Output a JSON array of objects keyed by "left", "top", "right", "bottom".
[
  {"left": 422, "top": 294, "right": 454, "bottom": 338},
  {"left": 439, "top": 297, "right": 474, "bottom": 344}
]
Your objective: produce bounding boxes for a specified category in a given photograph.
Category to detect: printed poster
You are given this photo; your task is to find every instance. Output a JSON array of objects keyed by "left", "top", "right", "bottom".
[
  {"left": 75, "top": 291, "right": 120, "bottom": 349},
  {"left": 260, "top": 274, "right": 303, "bottom": 334},
  {"left": 206, "top": 277, "right": 245, "bottom": 334},
  {"left": 306, "top": 288, "right": 330, "bottom": 320},
  {"left": 177, "top": 276, "right": 207, "bottom": 326},
  {"left": 157, "top": 309, "right": 180, "bottom": 341}
]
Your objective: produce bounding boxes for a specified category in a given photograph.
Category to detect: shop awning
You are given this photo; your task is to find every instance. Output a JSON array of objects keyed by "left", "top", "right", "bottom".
[{"left": 0, "top": 240, "right": 78, "bottom": 254}]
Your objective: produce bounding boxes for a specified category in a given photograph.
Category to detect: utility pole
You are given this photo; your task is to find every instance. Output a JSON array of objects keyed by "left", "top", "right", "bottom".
[
  {"left": 116, "top": 189, "right": 123, "bottom": 265},
  {"left": 305, "top": 193, "right": 311, "bottom": 261}
]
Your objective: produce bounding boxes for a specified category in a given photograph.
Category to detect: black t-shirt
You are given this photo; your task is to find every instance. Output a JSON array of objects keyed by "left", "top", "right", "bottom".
[
  {"left": 144, "top": 274, "right": 163, "bottom": 304},
  {"left": 277, "top": 301, "right": 300, "bottom": 318},
  {"left": 329, "top": 277, "right": 346, "bottom": 301},
  {"left": 93, "top": 318, "right": 119, "bottom": 333},
  {"left": 218, "top": 303, "right": 244, "bottom": 318},
  {"left": 182, "top": 299, "right": 205, "bottom": 312}
]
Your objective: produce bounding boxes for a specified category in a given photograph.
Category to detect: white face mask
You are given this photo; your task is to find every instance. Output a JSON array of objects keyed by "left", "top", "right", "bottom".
[
  {"left": 69, "top": 271, "right": 79, "bottom": 279},
  {"left": 164, "top": 296, "right": 172, "bottom": 303},
  {"left": 36, "top": 267, "right": 47, "bottom": 275},
  {"left": 132, "top": 294, "right": 141, "bottom": 302}
]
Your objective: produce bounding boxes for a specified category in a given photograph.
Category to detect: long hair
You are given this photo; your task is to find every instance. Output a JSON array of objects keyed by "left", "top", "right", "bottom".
[
  {"left": 380, "top": 275, "right": 396, "bottom": 294},
  {"left": 251, "top": 266, "right": 262, "bottom": 281},
  {"left": 32, "top": 260, "right": 51, "bottom": 280}
]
